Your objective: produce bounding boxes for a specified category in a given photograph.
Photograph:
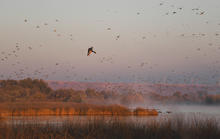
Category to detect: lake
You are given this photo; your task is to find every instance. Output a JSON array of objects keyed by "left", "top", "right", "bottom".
[{"left": 2, "top": 105, "right": 220, "bottom": 126}]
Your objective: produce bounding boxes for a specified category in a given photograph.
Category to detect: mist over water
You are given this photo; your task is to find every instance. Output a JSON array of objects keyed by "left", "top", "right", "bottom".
[{"left": 2, "top": 105, "right": 220, "bottom": 127}]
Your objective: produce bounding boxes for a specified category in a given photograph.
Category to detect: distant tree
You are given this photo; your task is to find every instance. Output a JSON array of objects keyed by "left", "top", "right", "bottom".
[
  {"left": 31, "top": 91, "right": 47, "bottom": 100},
  {"left": 19, "top": 78, "right": 34, "bottom": 88}
]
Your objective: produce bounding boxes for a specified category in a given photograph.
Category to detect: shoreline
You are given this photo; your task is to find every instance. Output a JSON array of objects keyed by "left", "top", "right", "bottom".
[{"left": 0, "top": 103, "right": 158, "bottom": 117}]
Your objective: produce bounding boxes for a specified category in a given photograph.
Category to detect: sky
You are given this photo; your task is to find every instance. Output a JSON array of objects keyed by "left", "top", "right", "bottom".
[{"left": 0, "top": 0, "right": 220, "bottom": 84}]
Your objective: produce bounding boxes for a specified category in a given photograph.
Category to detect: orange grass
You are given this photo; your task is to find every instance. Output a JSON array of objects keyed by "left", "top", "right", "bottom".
[{"left": 0, "top": 102, "right": 158, "bottom": 116}]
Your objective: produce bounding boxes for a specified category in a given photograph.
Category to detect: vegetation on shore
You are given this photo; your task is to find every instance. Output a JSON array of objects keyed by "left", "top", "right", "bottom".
[
  {"left": 0, "top": 78, "right": 220, "bottom": 106},
  {"left": 0, "top": 78, "right": 157, "bottom": 116},
  {"left": 148, "top": 90, "right": 220, "bottom": 105},
  {"left": 0, "top": 102, "right": 158, "bottom": 116}
]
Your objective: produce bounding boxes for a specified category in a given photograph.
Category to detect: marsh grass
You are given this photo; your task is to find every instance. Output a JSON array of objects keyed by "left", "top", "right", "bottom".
[
  {"left": 0, "top": 115, "right": 219, "bottom": 139},
  {"left": 0, "top": 102, "right": 157, "bottom": 116}
]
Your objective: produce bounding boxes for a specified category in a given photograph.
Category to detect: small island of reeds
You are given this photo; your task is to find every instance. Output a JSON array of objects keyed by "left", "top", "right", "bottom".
[{"left": 0, "top": 102, "right": 158, "bottom": 116}]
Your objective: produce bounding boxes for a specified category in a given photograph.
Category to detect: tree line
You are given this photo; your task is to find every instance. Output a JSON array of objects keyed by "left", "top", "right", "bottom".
[{"left": 0, "top": 78, "right": 220, "bottom": 105}]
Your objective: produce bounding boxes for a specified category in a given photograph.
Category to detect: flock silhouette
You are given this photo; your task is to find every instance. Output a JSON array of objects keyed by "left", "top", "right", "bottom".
[{"left": 0, "top": 1, "right": 220, "bottom": 86}]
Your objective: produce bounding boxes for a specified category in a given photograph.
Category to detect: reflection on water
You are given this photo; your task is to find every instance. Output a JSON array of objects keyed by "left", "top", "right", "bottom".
[
  {"left": 4, "top": 115, "right": 166, "bottom": 125},
  {"left": 2, "top": 105, "right": 220, "bottom": 126}
]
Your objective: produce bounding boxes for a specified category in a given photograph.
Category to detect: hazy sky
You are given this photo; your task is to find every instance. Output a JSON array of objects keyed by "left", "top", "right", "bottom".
[{"left": 0, "top": 0, "right": 220, "bottom": 84}]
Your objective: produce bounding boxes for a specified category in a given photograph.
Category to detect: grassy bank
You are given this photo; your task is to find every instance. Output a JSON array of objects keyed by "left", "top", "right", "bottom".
[
  {"left": 0, "top": 115, "right": 219, "bottom": 139},
  {"left": 0, "top": 102, "right": 158, "bottom": 116}
]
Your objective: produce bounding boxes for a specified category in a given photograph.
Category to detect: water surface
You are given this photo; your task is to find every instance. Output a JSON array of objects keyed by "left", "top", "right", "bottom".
[{"left": 2, "top": 105, "right": 220, "bottom": 126}]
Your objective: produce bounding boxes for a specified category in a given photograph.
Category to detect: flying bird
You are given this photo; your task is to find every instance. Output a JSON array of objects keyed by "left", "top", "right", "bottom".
[
  {"left": 116, "top": 35, "right": 120, "bottom": 40},
  {"left": 87, "top": 47, "right": 96, "bottom": 56},
  {"left": 200, "top": 11, "right": 205, "bottom": 15}
]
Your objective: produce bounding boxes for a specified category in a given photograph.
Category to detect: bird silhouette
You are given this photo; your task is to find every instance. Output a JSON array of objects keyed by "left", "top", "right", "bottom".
[
  {"left": 116, "top": 35, "right": 120, "bottom": 40},
  {"left": 87, "top": 47, "right": 96, "bottom": 56}
]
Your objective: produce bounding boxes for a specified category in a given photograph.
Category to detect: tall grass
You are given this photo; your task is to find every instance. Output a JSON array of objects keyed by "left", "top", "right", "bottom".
[
  {"left": 0, "top": 115, "right": 219, "bottom": 139},
  {"left": 0, "top": 102, "right": 158, "bottom": 116}
]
